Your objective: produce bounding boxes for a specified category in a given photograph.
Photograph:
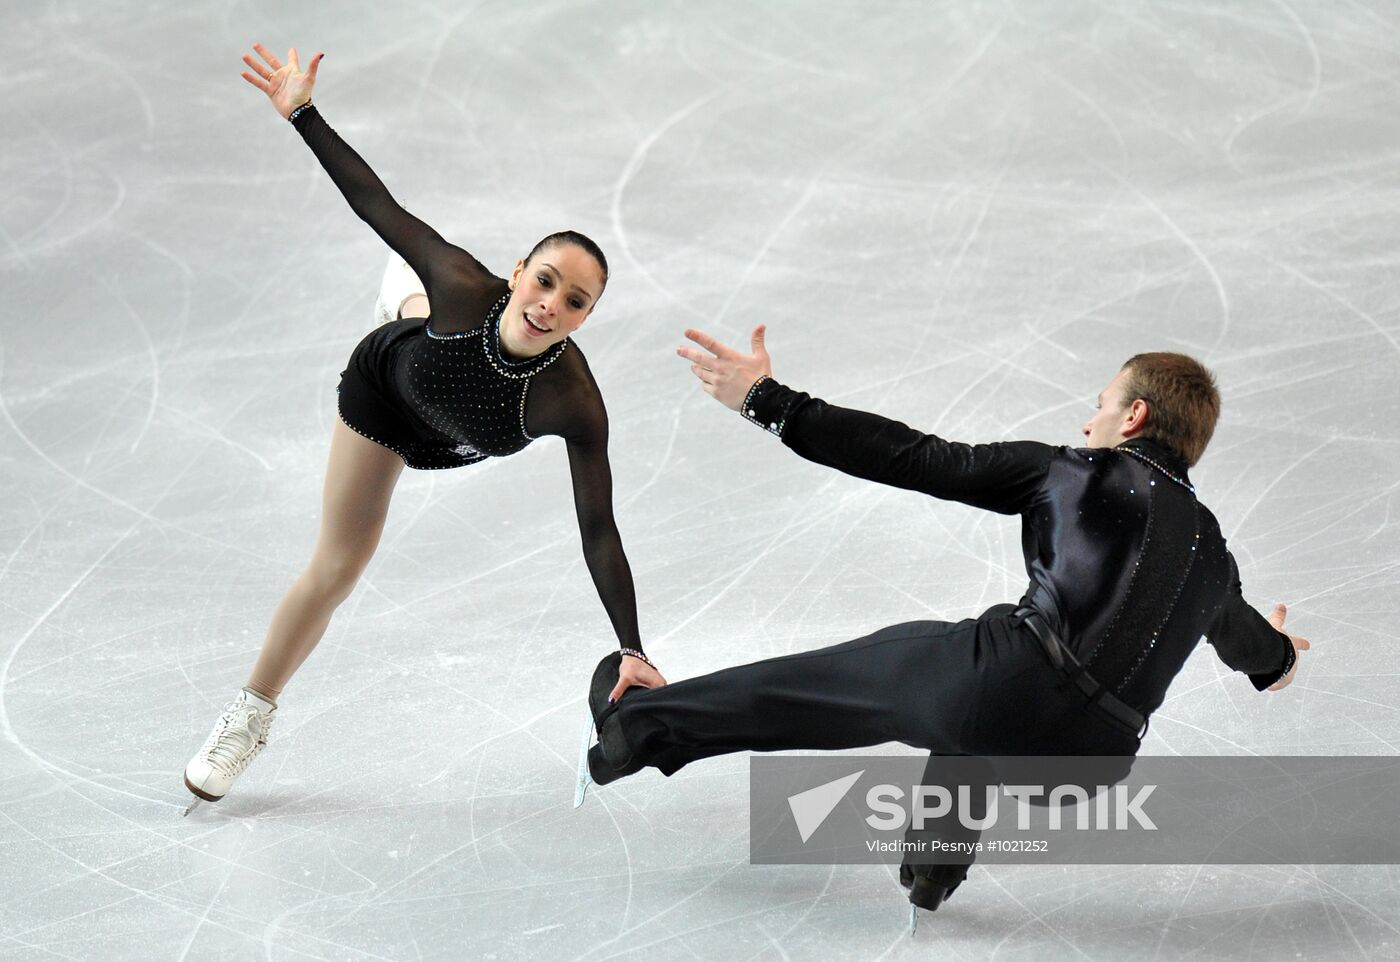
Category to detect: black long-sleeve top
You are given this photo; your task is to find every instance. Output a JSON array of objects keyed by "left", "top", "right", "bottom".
[
  {"left": 288, "top": 105, "right": 643, "bottom": 653},
  {"left": 745, "top": 378, "right": 1295, "bottom": 715}
]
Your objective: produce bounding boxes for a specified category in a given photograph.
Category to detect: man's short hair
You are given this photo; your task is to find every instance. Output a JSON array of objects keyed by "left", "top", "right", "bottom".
[{"left": 1120, "top": 353, "right": 1221, "bottom": 467}]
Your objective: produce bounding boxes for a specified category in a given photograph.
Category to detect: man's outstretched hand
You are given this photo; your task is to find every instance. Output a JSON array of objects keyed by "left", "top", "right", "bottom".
[
  {"left": 676, "top": 325, "right": 773, "bottom": 411},
  {"left": 1266, "top": 602, "right": 1311, "bottom": 691}
]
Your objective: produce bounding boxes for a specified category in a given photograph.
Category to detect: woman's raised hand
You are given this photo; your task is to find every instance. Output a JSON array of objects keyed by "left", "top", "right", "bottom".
[
  {"left": 677, "top": 325, "right": 774, "bottom": 411},
  {"left": 240, "top": 43, "right": 323, "bottom": 119}
]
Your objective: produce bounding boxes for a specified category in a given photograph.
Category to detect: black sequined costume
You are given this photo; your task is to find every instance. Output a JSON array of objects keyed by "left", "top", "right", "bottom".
[
  {"left": 605, "top": 378, "right": 1296, "bottom": 774},
  {"left": 338, "top": 291, "right": 569, "bottom": 471},
  {"left": 289, "top": 105, "right": 643, "bottom": 651},
  {"left": 592, "top": 377, "right": 1297, "bottom": 893}
]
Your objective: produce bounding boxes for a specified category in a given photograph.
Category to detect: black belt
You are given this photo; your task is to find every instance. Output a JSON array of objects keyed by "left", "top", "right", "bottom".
[{"left": 1013, "top": 607, "right": 1148, "bottom": 739}]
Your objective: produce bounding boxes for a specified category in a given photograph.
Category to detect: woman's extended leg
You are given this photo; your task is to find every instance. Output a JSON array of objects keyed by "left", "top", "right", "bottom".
[
  {"left": 245, "top": 418, "right": 405, "bottom": 699},
  {"left": 183, "top": 419, "right": 403, "bottom": 807}
]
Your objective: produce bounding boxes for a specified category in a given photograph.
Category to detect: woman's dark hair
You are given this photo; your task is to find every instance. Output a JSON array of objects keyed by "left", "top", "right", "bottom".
[{"left": 525, "top": 230, "right": 609, "bottom": 288}]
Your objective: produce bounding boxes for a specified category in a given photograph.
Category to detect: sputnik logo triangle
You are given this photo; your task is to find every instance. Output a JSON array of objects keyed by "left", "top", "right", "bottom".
[{"left": 787, "top": 770, "right": 865, "bottom": 843}]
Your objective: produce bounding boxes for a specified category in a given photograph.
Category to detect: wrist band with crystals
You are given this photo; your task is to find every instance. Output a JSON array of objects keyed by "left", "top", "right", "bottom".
[
  {"left": 287, "top": 100, "right": 314, "bottom": 123},
  {"left": 741, "top": 376, "right": 785, "bottom": 436},
  {"left": 619, "top": 647, "right": 654, "bottom": 668},
  {"left": 1276, "top": 635, "right": 1297, "bottom": 680}
]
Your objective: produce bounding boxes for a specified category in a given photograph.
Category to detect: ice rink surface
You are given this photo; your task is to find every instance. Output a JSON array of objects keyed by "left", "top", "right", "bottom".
[{"left": 3, "top": 1, "right": 1399, "bottom": 958}]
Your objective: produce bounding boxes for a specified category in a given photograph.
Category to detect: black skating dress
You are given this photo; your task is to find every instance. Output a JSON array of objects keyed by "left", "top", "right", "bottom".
[{"left": 289, "top": 105, "right": 643, "bottom": 652}]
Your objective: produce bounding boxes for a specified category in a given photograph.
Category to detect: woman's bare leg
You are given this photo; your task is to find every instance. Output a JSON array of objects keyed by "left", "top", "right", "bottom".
[{"left": 245, "top": 419, "right": 405, "bottom": 700}]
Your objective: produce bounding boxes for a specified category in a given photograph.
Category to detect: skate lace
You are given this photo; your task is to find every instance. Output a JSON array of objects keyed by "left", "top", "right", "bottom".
[{"left": 199, "top": 703, "right": 272, "bottom": 778}]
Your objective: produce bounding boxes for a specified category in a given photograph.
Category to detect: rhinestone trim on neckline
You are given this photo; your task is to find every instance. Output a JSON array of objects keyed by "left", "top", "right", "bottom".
[
  {"left": 1120, "top": 446, "right": 1195, "bottom": 495},
  {"left": 484, "top": 293, "right": 568, "bottom": 379}
]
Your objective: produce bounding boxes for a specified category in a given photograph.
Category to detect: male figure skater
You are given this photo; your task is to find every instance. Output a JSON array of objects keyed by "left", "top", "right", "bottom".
[{"left": 582, "top": 324, "right": 1310, "bottom": 919}]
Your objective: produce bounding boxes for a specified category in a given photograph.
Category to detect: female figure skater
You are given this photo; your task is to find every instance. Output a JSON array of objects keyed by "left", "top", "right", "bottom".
[{"left": 182, "top": 44, "right": 664, "bottom": 812}]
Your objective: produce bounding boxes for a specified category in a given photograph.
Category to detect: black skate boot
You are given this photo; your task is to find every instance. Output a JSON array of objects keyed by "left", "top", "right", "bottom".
[
  {"left": 574, "top": 652, "right": 646, "bottom": 806},
  {"left": 902, "top": 861, "right": 966, "bottom": 935}
]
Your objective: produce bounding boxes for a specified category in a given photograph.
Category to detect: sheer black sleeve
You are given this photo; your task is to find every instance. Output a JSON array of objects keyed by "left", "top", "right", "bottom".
[
  {"left": 525, "top": 350, "right": 643, "bottom": 652},
  {"left": 1205, "top": 552, "right": 1296, "bottom": 690},
  {"left": 290, "top": 106, "right": 501, "bottom": 331},
  {"left": 744, "top": 377, "right": 1054, "bottom": 516}
]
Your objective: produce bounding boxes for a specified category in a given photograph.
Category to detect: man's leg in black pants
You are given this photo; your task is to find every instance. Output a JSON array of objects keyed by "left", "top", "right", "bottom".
[
  {"left": 602, "top": 609, "right": 1012, "bottom": 777},
  {"left": 899, "top": 752, "right": 995, "bottom": 909}
]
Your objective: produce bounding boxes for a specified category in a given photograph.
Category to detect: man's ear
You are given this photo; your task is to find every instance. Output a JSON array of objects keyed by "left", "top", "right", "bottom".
[{"left": 1123, "top": 398, "right": 1150, "bottom": 436}]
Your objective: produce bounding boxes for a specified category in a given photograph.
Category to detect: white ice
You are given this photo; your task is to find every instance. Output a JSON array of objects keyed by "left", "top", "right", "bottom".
[{"left": 2, "top": 1, "right": 1398, "bottom": 959}]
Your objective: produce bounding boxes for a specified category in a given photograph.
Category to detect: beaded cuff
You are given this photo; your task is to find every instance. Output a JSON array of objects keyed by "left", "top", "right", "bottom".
[
  {"left": 619, "top": 647, "right": 654, "bottom": 668},
  {"left": 740, "top": 376, "right": 785, "bottom": 436},
  {"left": 287, "top": 100, "right": 314, "bottom": 123},
  {"left": 1276, "top": 636, "right": 1297, "bottom": 680},
  {"left": 1248, "top": 630, "right": 1298, "bottom": 690}
]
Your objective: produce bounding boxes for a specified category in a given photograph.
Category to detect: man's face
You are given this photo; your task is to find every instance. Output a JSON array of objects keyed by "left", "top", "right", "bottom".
[{"left": 1083, "top": 368, "right": 1134, "bottom": 448}]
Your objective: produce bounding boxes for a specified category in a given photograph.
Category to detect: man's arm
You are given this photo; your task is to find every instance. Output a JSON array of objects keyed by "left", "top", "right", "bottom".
[
  {"left": 677, "top": 325, "right": 1051, "bottom": 515},
  {"left": 745, "top": 377, "right": 1052, "bottom": 515},
  {"left": 1206, "top": 552, "right": 1309, "bottom": 691}
]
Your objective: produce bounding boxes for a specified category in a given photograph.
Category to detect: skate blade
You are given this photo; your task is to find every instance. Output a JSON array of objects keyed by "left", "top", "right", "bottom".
[
  {"left": 183, "top": 797, "right": 202, "bottom": 817},
  {"left": 573, "top": 708, "right": 594, "bottom": 808},
  {"left": 182, "top": 771, "right": 225, "bottom": 816},
  {"left": 909, "top": 903, "right": 918, "bottom": 937}
]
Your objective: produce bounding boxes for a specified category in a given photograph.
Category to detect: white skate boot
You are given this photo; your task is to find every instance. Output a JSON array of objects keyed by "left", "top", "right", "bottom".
[
  {"left": 373, "top": 252, "right": 427, "bottom": 327},
  {"left": 182, "top": 688, "right": 277, "bottom": 815}
]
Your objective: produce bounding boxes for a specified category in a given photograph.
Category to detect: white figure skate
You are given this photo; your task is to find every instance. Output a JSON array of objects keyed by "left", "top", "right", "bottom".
[
  {"left": 182, "top": 688, "right": 277, "bottom": 815},
  {"left": 373, "top": 252, "right": 427, "bottom": 328}
]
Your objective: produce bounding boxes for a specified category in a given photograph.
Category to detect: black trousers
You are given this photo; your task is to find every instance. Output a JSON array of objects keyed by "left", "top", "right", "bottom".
[{"left": 613, "top": 604, "right": 1141, "bottom": 776}]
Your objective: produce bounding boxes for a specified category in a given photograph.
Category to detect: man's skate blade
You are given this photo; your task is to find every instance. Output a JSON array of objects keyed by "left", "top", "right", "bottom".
[
  {"left": 909, "top": 904, "right": 918, "bottom": 937},
  {"left": 573, "top": 709, "right": 594, "bottom": 809}
]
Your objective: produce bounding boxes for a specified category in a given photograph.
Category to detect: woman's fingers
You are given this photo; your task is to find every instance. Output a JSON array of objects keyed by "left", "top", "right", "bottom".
[
  {"left": 609, "top": 662, "right": 667, "bottom": 702},
  {"left": 242, "top": 53, "right": 273, "bottom": 79},
  {"left": 240, "top": 70, "right": 270, "bottom": 92},
  {"left": 691, "top": 363, "right": 714, "bottom": 384},
  {"left": 253, "top": 42, "right": 282, "bottom": 70},
  {"left": 306, "top": 52, "right": 323, "bottom": 83}
]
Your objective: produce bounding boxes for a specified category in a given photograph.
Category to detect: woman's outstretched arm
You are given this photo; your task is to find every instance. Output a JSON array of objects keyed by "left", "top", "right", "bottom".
[
  {"left": 240, "top": 43, "right": 481, "bottom": 303},
  {"left": 532, "top": 358, "right": 665, "bottom": 701}
]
